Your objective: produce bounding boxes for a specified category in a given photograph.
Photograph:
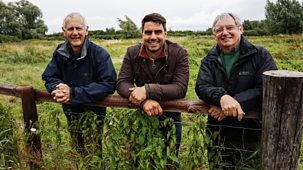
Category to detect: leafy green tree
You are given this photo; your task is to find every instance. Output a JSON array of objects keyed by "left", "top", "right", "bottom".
[
  {"left": 242, "top": 20, "right": 269, "bottom": 36},
  {"left": 117, "top": 15, "right": 140, "bottom": 38},
  {"left": 105, "top": 27, "right": 116, "bottom": 34},
  {"left": 0, "top": 0, "right": 47, "bottom": 40},
  {"left": 265, "top": 0, "right": 303, "bottom": 34},
  {"left": 205, "top": 27, "right": 213, "bottom": 35},
  {"left": 13, "top": 0, "right": 48, "bottom": 39},
  {"left": 0, "top": 1, "right": 22, "bottom": 38},
  {"left": 243, "top": 20, "right": 266, "bottom": 30}
]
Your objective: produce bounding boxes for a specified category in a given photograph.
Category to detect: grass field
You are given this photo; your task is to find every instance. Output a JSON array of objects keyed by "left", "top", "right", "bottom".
[{"left": 0, "top": 34, "right": 302, "bottom": 169}]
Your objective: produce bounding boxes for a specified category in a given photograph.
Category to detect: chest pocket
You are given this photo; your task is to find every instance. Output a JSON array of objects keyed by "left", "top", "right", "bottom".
[
  {"left": 73, "top": 57, "right": 95, "bottom": 86},
  {"left": 80, "top": 72, "right": 93, "bottom": 83},
  {"left": 235, "top": 69, "right": 255, "bottom": 91}
]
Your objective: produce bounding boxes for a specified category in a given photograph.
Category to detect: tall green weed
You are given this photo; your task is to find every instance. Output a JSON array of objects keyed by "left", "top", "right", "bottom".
[
  {"left": 0, "top": 103, "right": 19, "bottom": 169},
  {"left": 104, "top": 109, "right": 178, "bottom": 169}
]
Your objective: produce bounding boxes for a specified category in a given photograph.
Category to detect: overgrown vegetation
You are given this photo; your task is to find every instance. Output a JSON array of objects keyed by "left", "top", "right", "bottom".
[
  {"left": 0, "top": 34, "right": 302, "bottom": 169},
  {"left": 104, "top": 109, "right": 178, "bottom": 169},
  {"left": 0, "top": 103, "right": 19, "bottom": 169}
]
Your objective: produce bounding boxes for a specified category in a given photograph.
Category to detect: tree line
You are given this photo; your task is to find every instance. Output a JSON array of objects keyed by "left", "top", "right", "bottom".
[
  {"left": 0, "top": 0, "right": 47, "bottom": 42},
  {"left": 1, "top": 0, "right": 303, "bottom": 42},
  {"left": 243, "top": 0, "right": 303, "bottom": 36}
]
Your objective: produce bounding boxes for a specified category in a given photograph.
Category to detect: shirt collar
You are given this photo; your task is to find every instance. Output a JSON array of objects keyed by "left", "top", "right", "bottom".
[
  {"left": 220, "top": 44, "right": 240, "bottom": 55},
  {"left": 138, "top": 43, "right": 166, "bottom": 59},
  {"left": 57, "top": 37, "right": 88, "bottom": 60}
]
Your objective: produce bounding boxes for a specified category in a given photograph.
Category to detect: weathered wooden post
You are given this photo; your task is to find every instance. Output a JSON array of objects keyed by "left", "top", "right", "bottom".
[
  {"left": 261, "top": 70, "right": 303, "bottom": 170},
  {"left": 18, "top": 86, "right": 42, "bottom": 169}
]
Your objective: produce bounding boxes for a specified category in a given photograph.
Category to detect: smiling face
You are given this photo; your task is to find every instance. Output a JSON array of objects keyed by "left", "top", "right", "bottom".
[
  {"left": 213, "top": 16, "right": 243, "bottom": 53},
  {"left": 142, "top": 21, "right": 167, "bottom": 57},
  {"left": 63, "top": 16, "right": 88, "bottom": 54}
]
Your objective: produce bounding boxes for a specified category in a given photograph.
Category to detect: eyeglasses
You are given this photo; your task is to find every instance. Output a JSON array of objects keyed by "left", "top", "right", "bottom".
[
  {"left": 213, "top": 25, "right": 238, "bottom": 34},
  {"left": 63, "top": 26, "right": 86, "bottom": 33}
]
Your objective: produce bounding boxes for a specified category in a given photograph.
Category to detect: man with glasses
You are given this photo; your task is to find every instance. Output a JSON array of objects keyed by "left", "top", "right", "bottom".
[
  {"left": 195, "top": 12, "right": 277, "bottom": 169},
  {"left": 42, "top": 12, "right": 117, "bottom": 155},
  {"left": 117, "top": 13, "right": 189, "bottom": 156}
]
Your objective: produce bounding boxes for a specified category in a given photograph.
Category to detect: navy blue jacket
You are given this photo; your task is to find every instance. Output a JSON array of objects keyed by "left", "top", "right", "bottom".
[
  {"left": 42, "top": 38, "right": 117, "bottom": 113},
  {"left": 195, "top": 36, "right": 277, "bottom": 130}
]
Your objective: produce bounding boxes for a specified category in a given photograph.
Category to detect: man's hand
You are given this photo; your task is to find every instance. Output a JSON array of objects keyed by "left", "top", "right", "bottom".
[
  {"left": 220, "top": 95, "right": 245, "bottom": 121},
  {"left": 51, "top": 83, "right": 70, "bottom": 103},
  {"left": 129, "top": 86, "right": 147, "bottom": 105},
  {"left": 208, "top": 105, "right": 226, "bottom": 121},
  {"left": 141, "top": 99, "right": 163, "bottom": 116}
]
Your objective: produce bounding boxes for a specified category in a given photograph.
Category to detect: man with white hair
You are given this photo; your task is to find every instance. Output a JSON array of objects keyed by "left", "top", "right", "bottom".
[
  {"left": 195, "top": 12, "right": 277, "bottom": 169},
  {"left": 42, "top": 12, "right": 117, "bottom": 155}
]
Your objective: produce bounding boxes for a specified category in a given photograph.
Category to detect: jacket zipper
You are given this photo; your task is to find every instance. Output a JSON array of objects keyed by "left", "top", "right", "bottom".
[{"left": 155, "top": 62, "right": 167, "bottom": 82}]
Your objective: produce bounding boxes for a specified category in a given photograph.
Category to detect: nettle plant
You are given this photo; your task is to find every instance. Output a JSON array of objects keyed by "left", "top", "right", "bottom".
[{"left": 104, "top": 109, "right": 178, "bottom": 169}]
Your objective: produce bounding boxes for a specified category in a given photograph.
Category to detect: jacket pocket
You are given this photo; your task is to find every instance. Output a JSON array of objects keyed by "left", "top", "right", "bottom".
[
  {"left": 236, "top": 71, "right": 255, "bottom": 90},
  {"left": 80, "top": 72, "right": 93, "bottom": 85}
]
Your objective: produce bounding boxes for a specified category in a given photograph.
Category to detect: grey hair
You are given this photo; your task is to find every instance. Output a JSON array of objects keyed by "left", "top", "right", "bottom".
[
  {"left": 63, "top": 12, "right": 87, "bottom": 29},
  {"left": 212, "top": 12, "right": 242, "bottom": 33}
]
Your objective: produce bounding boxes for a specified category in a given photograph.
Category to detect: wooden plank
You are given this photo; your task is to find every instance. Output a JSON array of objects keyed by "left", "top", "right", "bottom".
[
  {"left": 0, "top": 83, "right": 261, "bottom": 118},
  {"left": 19, "top": 86, "right": 42, "bottom": 169},
  {"left": 0, "top": 83, "right": 21, "bottom": 97}
]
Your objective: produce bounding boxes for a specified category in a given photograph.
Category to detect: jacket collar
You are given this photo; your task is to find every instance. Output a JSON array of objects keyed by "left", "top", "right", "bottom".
[
  {"left": 138, "top": 40, "right": 169, "bottom": 60},
  {"left": 57, "top": 37, "right": 89, "bottom": 60}
]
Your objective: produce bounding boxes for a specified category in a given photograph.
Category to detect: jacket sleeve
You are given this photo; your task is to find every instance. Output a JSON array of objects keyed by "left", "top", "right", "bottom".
[
  {"left": 195, "top": 58, "right": 228, "bottom": 106},
  {"left": 147, "top": 48, "right": 189, "bottom": 100},
  {"left": 41, "top": 53, "right": 64, "bottom": 94},
  {"left": 71, "top": 50, "right": 117, "bottom": 105},
  {"left": 234, "top": 48, "right": 278, "bottom": 112},
  {"left": 116, "top": 47, "right": 135, "bottom": 98}
]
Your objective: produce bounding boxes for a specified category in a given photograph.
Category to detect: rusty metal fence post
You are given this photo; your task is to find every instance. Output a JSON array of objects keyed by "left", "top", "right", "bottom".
[{"left": 18, "top": 86, "right": 42, "bottom": 169}]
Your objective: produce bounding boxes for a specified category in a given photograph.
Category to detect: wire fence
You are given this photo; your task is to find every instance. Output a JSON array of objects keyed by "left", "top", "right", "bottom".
[{"left": 1, "top": 72, "right": 303, "bottom": 170}]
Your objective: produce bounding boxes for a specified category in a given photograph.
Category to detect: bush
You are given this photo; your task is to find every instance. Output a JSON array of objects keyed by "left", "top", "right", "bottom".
[
  {"left": 3, "top": 46, "right": 50, "bottom": 64},
  {"left": 0, "top": 34, "right": 21, "bottom": 43},
  {"left": 243, "top": 29, "right": 270, "bottom": 36},
  {"left": 104, "top": 109, "right": 178, "bottom": 169}
]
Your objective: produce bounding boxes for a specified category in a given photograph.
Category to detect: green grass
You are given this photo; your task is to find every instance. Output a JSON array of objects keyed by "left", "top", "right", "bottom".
[{"left": 0, "top": 34, "right": 303, "bottom": 169}]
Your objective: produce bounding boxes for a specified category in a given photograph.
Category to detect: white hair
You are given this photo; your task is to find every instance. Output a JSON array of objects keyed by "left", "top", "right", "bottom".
[
  {"left": 212, "top": 12, "right": 242, "bottom": 33},
  {"left": 63, "top": 12, "right": 87, "bottom": 29}
]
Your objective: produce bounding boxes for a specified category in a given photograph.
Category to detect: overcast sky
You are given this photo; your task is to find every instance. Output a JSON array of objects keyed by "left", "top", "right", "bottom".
[{"left": 3, "top": 0, "right": 293, "bottom": 34}]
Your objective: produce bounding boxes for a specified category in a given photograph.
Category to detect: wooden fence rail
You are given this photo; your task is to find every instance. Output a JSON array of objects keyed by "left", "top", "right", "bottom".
[
  {"left": 0, "top": 84, "right": 261, "bottom": 118},
  {"left": 0, "top": 70, "right": 302, "bottom": 169}
]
